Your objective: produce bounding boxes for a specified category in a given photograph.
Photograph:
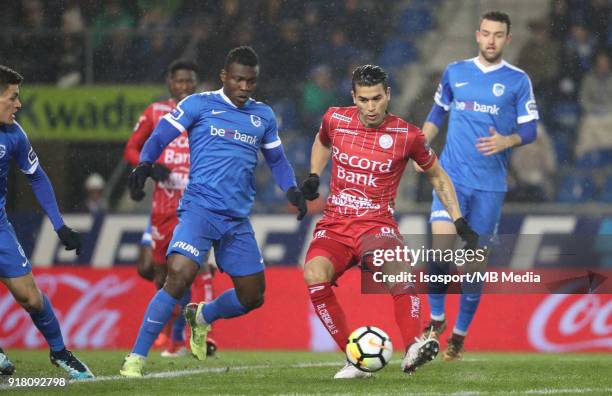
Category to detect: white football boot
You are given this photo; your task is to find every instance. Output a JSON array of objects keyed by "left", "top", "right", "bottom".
[
  {"left": 333, "top": 362, "right": 373, "bottom": 379},
  {"left": 401, "top": 331, "right": 440, "bottom": 373}
]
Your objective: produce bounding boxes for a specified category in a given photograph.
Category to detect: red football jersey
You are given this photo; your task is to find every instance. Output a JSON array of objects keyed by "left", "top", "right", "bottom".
[
  {"left": 124, "top": 100, "right": 190, "bottom": 215},
  {"left": 319, "top": 106, "right": 436, "bottom": 220}
]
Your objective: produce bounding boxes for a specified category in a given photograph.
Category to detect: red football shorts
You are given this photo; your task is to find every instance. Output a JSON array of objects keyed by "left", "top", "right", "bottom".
[
  {"left": 305, "top": 216, "right": 405, "bottom": 281},
  {"left": 150, "top": 211, "right": 179, "bottom": 265}
]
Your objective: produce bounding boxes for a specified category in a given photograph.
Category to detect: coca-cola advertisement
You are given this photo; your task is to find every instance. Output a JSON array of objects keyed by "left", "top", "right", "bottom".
[{"left": 1, "top": 267, "right": 610, "bottom": 352}]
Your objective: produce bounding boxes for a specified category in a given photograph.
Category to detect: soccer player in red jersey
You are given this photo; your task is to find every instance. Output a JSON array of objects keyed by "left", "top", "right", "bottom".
[
  {"left": 300, "top": 65, "right": 478, "bottom": 378},
  {"left": 124, "top": 59, "right": 216, "bottom": 357}
]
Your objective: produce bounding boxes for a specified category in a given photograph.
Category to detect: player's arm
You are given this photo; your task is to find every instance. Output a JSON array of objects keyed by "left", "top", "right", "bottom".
[
  {"left": 300, "top": 133, "right": 331, "bottom": 201},
  {"left": 14, "top": 127, "right": 81, "bottom": 253},
  {"left": 477, "top": 75, "right": 539, "bottom": 156},
  {"left": 422, "top": 104, "right": 448, "bottom": 143},
  {"left": 128, "top": 96, "right": 198, "bottom": 201},
  {"left": 124, "top": 110, "right": 153, "bottom": 167},
  {"left": 411, "top": 128, "right": 478, "bottom": 248},
  {"left": 261, "top": 111, "right": 307, "bottom": 220}
]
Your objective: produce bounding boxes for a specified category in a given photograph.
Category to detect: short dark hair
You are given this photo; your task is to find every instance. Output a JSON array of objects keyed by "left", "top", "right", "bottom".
[
  {"left": 167, "top": 58, "right": 199, "bottom": 76},
  {"left": 224, "top": 46, "right": 259, "bottom": 70},
  {"left": 481, "top": 11, "right": 512, "bottom": 34},
  {"left": 0, "top": 65, "right": 23, "bottom": 93},
  {"left": 351, "top": 64, "right": 388, "bottom": 91}
]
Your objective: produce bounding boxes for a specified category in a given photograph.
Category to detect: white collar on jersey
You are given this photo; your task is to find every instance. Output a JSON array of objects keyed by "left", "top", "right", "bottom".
[
  {"left": 472, "top": 56, "right": 506, "bottom": 73},
  {"left": 215, "top": 88, "right": 252, "bottom": 108}
]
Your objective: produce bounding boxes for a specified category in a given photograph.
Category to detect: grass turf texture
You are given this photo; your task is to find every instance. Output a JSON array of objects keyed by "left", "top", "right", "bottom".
[{"left": 1, "top": 350, "right": 611, "bottom": 395}]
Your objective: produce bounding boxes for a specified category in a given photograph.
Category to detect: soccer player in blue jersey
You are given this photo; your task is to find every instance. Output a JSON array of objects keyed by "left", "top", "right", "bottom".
[
  {"left": 120, "top": 46, "right": 307, "bottom": 377},
  {"left": 0, "top": 65, "right": 93, "bottom": 379},
  {"left": 418, "top": 11, "right": 539, "bottom": 359}
]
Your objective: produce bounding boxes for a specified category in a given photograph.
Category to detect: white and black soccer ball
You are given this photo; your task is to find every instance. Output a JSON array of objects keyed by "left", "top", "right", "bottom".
[{"left": 345, "top": 326, "right": 393, "bottom": 372}]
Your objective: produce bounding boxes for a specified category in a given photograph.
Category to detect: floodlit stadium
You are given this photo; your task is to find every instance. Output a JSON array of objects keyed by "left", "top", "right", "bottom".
[{"left": 0, "top": 0, "right": 611, "bottom": 394}]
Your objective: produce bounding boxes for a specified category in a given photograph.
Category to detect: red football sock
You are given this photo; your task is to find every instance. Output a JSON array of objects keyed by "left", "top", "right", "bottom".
[
  {"left": 390, "top": 284, "right": 421, "bottom": 350},
  {"left": 308, "top": 282, "right": 349, "bottom": 351},
  {"left": 202, "top": 273, "right": 214, "bottom": 303}
]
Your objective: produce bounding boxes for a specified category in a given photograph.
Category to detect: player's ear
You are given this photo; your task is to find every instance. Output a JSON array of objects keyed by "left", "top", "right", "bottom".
[
  {"left": 386, "top": 87, "right": 391, "bottom": 100},
  {"left": 351, "top": 90, "right": 356, "bottom": 104},
  {"left": 220, "top": 69, "right": 227, "bottom": 84}
]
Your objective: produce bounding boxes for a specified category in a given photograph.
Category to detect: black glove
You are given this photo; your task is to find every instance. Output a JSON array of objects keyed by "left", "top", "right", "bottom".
[
  {"left": 300, "top": 173, "right": 320, "bottom": 201},
  {"left": 128, "top": 162, "right": 152, "bottom": 201},
  {"left": 454, "top": 217, "right": 479, "bottom": 251},
  {"left": 56, "top": 225, "right": 81, "bottom": 255},
  {"left": 287, "top": 186, "right": 307, "bottom": 220},
  {"left": 150, "top": 163, "right": 171, "bottom": 182}
]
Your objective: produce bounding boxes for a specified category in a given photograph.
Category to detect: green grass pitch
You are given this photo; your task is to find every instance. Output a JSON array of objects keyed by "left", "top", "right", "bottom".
[{"left": 1, "top": 350, "right": 611, "bottom": 395}]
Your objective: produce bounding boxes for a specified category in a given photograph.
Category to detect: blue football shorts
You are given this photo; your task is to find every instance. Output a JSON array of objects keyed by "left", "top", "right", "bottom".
[
  {"left": 0, "top": 222, "right": 32, "bottom": 278},
  {"left": 430, "top": 182, "right": 505, "bottom": 238},
  {"left": 167, "top": 201, "right": 263, "bottom": 277}
]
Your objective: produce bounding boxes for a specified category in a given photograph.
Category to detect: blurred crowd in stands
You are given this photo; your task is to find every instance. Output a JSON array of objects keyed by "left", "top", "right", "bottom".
[{"left": 2, "top": 0, "right": 611, "bottom": 211}]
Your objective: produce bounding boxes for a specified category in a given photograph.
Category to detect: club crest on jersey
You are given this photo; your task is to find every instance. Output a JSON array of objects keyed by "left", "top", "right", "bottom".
[
  {"left": 250, "top": 114, "right": 262, "bottom": 128},
  {"left": 492, "top": 83, "right": 505, "bottom": 97},
  {"left": 379, "top": 134, "right": 393, "bottom": 149},
  {"left": 169, "top": 106, "right": 184, "bottom": 120},
  {"left": 0, "top": 144, "right": 5, "bottom": 159}
]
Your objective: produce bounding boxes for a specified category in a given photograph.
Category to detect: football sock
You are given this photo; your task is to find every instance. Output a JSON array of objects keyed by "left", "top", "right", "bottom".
[
  {"left": 28, "top": 294, "right": 65, "bottom": 352},
  {"left": 427, "top": 261, "right": 449, "bottom": 319},
  {"left": 132, "top": 289, "right": 178, "bottom": 357},
  {"left": 172, "top": 288, "right": 191, "bottom": 342},
  {"left": 201, "top": 288, "right": 248, "bottom": 324},
  {"left": 389, "top": 284, "right": 420, "bottom": 349},
  {"left": 202, "top": 272, "right": 214, "bottom": 302},
  {"left": 308, "top": 282, "right": 349, "bottom": 351},
  {"left": 456, "top": 292, "right": 481, "bottom": 333}
]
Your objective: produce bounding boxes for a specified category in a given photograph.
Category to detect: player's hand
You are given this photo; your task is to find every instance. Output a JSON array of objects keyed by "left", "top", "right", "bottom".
[
  {"left": 301, "top": 173, "right": 320, "bottom": 200},
  {"left": 412, "top": 160, "right": 425, "bottom": 173},
  {"left": 150, "top": 164, "right": 171, "bottom": 182},
  {"left": 286, "top": 186, "right": 307, "bottom": 220},
  {"left": 56, "top": 225, "right": 81, "bottom": 255},
  {"left": 475, "top": 127, "right": 511, "bottom": 156},
  {"left": 128, "top": 162, "right": 152, "bottom": 201},
  {"left": 454, "top": 217, "right": 479, "bottom": 251}
]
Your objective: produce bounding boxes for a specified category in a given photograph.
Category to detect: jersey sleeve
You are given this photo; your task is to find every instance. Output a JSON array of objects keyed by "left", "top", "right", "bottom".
[
  {"left": 433, "top": 67, "right": 453, "bottom": 111},
  {"left": 13, "top": 123, "right": 39, "bottom": 174},
  {"left": 516, "top": 74, "right": 539, "bottom": 124},
  {"left": 409, "top": 128, "right": 437, "bottom": 171},
  {"left": 124, "top": 106, "right": 155, "bottom": 166},
  {"left": 161, "top": 93, "right": 203, "bottom": 133},
  {"left": 317, "top": 108, "right": 334, "bottom": 146},
  {"left": 261, "top": 109, "right": 281, "bottom": 150}
]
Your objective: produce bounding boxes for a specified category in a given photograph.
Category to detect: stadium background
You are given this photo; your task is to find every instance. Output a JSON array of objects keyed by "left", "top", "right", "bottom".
[{"left": 1, "top": 0, "right": 611, "bottom": 355}]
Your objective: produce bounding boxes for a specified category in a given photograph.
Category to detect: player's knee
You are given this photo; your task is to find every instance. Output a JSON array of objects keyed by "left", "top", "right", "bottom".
[
  {"left": 303, "top": 261, "right": 333, "bottom": 285},
  {"left": 238, "top": 291, "right": 264, "bottom": 311},
  {"left": 15, "top": 290, "right": 43, "bottom": 312}
]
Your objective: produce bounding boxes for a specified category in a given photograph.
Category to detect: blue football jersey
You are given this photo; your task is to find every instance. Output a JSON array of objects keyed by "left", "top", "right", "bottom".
[
  {"left": 0, "top": 121, "right": 39, "bottom": 224},
  {"left": 435, "top": 57, "right": 539, "bottom": 191},
  {"left": 162, "top": 89, "right": 281, "bottom": 218}
]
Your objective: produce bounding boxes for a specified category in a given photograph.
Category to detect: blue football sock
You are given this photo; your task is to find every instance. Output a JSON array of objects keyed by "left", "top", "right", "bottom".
[
  {"left": 132, "top": 289, "right": 178, "bottom": 357},
  {"left": 455, "top": 293, "right": 481, "bottom": 334},
  {"left": 29, "top": 294, "right": 65, "bottom": 352},
  {"left": 427, "top": 261, "right": 449, "bottom": 320},
  {"left": 172, "top": 289, "right": 191, "bottom": 342},
  {"left": 202, "top": 289, "right": 247, "bottom": 324}
]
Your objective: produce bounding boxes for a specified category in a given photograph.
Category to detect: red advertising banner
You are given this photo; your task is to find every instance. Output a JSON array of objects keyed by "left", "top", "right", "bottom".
[{"left": 0, "top": 267, "right": 610, "bottom": 352}]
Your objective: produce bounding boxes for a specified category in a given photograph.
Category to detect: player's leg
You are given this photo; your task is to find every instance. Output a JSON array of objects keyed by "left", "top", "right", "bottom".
[
  {"left": 1, "top": 274, "right": 94, "bottom": 379},
  {"left": 136, "top": 222, "right": 154, "bottom": 281},
  {"left": 185, "top": 219, "right": 265, "bottom": 360},
  {"left": 426, "top": 185, "right": 470, "bottom": 339},
  {"left": 304, "top": 233, "right": 368, "bottom": 379},
  {"left": 0, "top": 346, "right": 15, "bottom": 375},
  {"left": 447, "top": 190, "right": 503, "bottom": 361},
  {"left": 0, "top": 224, "right": 93, "bottom": 379},
  {"left": 121, "top": 208, "right": 212, "bottom": 376}
]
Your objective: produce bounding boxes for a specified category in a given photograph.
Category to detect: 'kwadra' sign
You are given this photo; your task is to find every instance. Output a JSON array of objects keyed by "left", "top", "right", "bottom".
[{"left": 16, "top": 85, "right": 164, "bottom": 141}]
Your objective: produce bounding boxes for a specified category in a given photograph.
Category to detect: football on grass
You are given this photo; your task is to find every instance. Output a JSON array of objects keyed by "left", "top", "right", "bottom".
[{"left": 345, "top": 326, "right": 393, "bottom": 372}]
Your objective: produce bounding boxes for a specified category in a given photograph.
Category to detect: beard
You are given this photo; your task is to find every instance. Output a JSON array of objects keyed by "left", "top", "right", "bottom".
[{"left": 480, "top": 48, "right": 502, "bottom": 64}]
